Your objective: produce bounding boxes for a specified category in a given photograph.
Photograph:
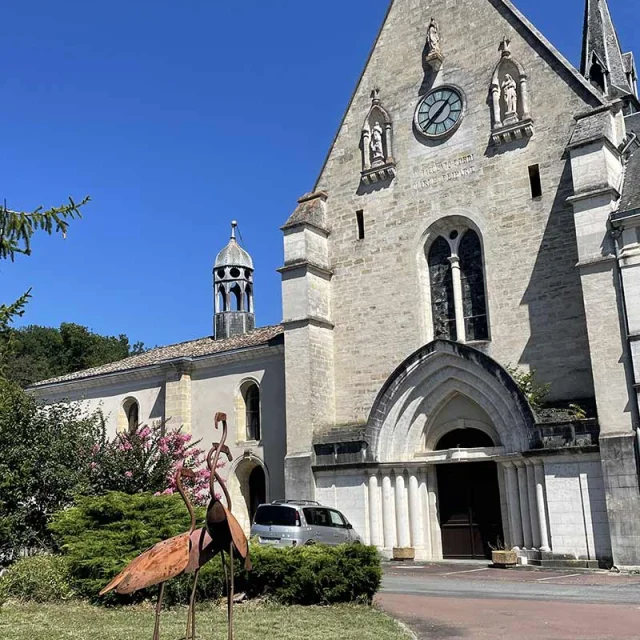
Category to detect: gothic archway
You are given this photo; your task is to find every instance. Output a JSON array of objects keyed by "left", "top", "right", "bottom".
[{"left": 366, "top": 340, "right": 536, "bottom": 462}]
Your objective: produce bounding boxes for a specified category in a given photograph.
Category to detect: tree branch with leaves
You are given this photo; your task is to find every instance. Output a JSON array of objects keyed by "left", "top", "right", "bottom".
[{"left": 0, "top": 196, "right": 90, "bottom": 374}]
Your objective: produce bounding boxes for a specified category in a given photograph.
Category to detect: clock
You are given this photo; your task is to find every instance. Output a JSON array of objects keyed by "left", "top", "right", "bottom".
[{"left": 415, "top": 86, "right": 464, "bottom": 140}]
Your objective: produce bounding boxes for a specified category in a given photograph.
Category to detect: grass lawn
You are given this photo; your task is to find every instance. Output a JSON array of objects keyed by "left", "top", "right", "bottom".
[{"left": 0, "top": 602, "right": 412, "bottom": 640}]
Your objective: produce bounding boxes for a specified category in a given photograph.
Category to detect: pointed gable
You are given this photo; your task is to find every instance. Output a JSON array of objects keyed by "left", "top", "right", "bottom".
[{"left": 581, "top": 0, "right": 632, "bottom": 98}]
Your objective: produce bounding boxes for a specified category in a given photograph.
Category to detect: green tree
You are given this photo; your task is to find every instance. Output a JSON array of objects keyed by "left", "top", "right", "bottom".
[
  {"left": 0, "top": 378, "right": 102, "bottom": 561},
  {"left": 3, "top": 323, "right": 146, "bottom": 387}
]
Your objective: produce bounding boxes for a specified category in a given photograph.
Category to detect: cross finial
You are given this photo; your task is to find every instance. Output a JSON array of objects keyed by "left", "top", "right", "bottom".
[
  {"left": 371, "top": 87, "right": 381, "bottom": 104},
  {"left": 500, "top": 36, "right": 511, "bottom": 57},
  {"left": 231, "top": 220, "right": 238, "bottom": 240}
]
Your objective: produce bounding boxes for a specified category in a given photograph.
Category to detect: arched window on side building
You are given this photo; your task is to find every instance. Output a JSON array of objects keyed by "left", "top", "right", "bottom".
[
  {"left": 122, "top": 397, "right": 140, "bottom": 434},
  {"left": 244, "top": 383, "right": 262, "bottom": 442}
]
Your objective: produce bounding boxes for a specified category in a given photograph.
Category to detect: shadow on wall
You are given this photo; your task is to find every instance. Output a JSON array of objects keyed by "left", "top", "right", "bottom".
[
  {"left": 544, "top": 459, "right": 613, "bottom": 566},
  {"left": 519, "top": 161, "right": 594, "bottom": 401}
]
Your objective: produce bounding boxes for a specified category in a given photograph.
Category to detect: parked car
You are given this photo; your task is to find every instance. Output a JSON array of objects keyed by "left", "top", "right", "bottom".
[{"left": 250, "top": 500, "right": 363, "bottom": 547}]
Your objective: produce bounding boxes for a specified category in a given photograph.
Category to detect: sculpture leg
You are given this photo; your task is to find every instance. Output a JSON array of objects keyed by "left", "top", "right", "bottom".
[
  {"left": 228, "top": 543, "right": 235, "bottom": 640},
  {"left": 185, "top": 569, "right": 199, "bottom": 640},
  {"left": 153, "top": 582, "right": 166, "bottom": 640}
]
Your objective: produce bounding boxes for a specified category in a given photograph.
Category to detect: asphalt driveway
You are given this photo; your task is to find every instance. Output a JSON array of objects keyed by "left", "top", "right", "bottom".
[{"left": 377, "top": 562, "right": 640, "bottom": 639}]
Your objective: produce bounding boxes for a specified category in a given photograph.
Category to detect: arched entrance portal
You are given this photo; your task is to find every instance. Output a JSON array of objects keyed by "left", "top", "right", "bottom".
[
  {"left": 228, "top": 456, "right": 269, "bottom": 534},
  {"left": 435, "top": 429, "right": 503, "bottom": 559}
]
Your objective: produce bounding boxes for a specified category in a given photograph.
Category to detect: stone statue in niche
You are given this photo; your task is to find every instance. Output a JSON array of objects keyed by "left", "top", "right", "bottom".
[
  {"left": 370, "top": 122, "right": 385, "bottom": 165},
  {"left": 427, "top": 18, "right": 441, "bottom": 56},
  {"left": 489, "top": 36, "right": 534, "bottom": 145},
  {"left": 360, "top": 89, "right": 396, "bottom": 186},
  {"left": 424, "top": 17, "right": 444, "bottom": 72},
  {"left": 502, "top": 73, "right": 518, "bottom": 117}
]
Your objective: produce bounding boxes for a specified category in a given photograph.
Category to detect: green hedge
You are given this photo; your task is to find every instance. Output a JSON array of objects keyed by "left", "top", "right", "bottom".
[
  {"left": 47, "top": 491, "right": 381, "bottom": 606},
  {"left": 0, "top": 555, "right": 74, "bottom": 604}
]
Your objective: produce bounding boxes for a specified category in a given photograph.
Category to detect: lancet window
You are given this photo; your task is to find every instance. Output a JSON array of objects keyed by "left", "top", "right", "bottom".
[{"left": 427, "top": 229, "right": 489, "bottom": 343}]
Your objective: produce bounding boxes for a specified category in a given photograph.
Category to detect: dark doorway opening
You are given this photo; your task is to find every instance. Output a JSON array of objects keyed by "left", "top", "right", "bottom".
[
  {"left": 248, "top": 466, "right": 266, "bottom": 524},
  {"left": 437, "top": 462, "right": 503, "bottom": 559}
]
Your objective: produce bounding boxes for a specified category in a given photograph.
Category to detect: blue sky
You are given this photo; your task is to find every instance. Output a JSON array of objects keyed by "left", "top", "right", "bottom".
[{"left": 3, "top": 0, "right": 638, "bottom": 348}]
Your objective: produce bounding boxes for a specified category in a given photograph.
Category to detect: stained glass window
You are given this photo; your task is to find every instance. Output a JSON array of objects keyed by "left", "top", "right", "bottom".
[
  {"left": 429, "top": 236, "right": 457, "bottom": 340},
  {"left": 459, "top": 230, "right": 489, "bottom": 341}
]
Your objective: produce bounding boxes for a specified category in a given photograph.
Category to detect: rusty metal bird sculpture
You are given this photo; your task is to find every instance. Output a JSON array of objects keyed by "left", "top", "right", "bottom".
[
  {"left": 206, "top": 412, "right": 252, "bottom": 640},
  {"left": 99, "top": 466, "right": 199, "bottom": 640}
]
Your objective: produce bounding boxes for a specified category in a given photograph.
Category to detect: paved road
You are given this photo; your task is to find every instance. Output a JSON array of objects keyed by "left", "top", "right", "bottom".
[{"left": 377, "top": 563, "right": 640, "bottom": 639}]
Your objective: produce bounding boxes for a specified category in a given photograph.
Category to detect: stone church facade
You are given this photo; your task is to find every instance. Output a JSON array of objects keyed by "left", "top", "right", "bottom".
[{"left": 33, "top": 0, "right": 640, "bottom": 569}]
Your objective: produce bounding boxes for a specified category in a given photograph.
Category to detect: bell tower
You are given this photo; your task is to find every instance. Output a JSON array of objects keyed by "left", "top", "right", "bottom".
[{"left": 213, "top": 221, "right": 255, "bottom": 339}]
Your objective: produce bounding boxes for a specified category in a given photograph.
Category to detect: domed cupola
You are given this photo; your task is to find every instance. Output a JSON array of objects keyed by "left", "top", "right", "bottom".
[{"left": 213, "top": 221, "right": 255, "bottom": 339}]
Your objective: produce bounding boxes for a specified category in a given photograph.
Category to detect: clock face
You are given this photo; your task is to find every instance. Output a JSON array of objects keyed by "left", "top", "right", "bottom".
[{"left": 415, "top": 86, "right": 464, "bottom": 139}]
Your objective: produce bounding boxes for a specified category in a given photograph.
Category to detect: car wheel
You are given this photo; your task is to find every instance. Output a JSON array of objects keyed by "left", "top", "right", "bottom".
[{"left": 305, "top": 539, "right": 316, "bottom": 546}]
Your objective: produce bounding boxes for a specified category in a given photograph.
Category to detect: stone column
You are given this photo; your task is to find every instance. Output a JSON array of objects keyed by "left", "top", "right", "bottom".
[
  {"left": 503, "top": 462, "right": 523, "bottom": 548},
  {"left": 516, "top": 462, "right": 533, "bottom": 549},
  {"left": 419, "top": 471, "right": 432, "bottom": 559},
  {"left": 395, "top": 471, "right": 411, "bottom": 549},
  {"left": 534, "top": 462, "right": 551, "bottom": 552},
  {"left": 164, "top": 363, "right": 193, "bottom": 433},
  {"left": 525, "top": 460, "right": 541, "bottom": 549},
  {"left": 519, "top": 75, "right": 530, "bottom": 120},
  {"left": 367, "top": 472, "right": 383, "bottom": 548},
  {"left": 382, "top": 473, "right": 396, "bottom": 549},
  {"left": 491, "top": 84, "right": 502, "bottom": 128},
  {"left": 408, "top": 473, "right": 423, "bottom": 549},
  {"left": 362, "top": 129, "right": 371, "bottom": 171},
  {"left": 427, "top": 466, "right": 442, "bottom": 559},
  {"left": 448, "top": 255, "right": 466, "bottom": 343},
  {"left": 384, "top": 122, "right": 395, "bottom": 164}
]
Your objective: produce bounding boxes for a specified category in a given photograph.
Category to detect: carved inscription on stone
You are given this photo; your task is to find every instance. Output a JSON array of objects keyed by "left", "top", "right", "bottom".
[{"left": 412, "top": 153, "right": 477, "bottom": 190}]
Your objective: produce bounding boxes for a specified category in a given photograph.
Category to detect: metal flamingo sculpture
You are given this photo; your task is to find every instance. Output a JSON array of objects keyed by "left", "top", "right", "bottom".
[
  {"left": 99, "top": 466, "right": 199, "bottom": 640},
  {"left": 181, "top": 437, "right": 234, "bottom": 640},
  {"left": 205, "top": 412, "right": 252, "bottom": 640}
]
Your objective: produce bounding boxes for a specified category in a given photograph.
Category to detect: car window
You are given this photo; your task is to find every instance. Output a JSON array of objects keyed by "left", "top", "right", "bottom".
[
  {"left": 304, "top": 507, "right": 331, "bottom": 527},
  {"left": 329, "top": 510, "right": 346, "bottom": 527},
  {"left": 253, "top": 505, "right": 298, "bottom": 526}
]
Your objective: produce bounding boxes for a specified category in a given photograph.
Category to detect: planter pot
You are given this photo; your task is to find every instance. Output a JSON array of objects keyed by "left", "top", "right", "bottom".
[
  {"left": 491, "top": 550, "right": 518, "bottom": 568},
  {"left": 393, "top": 547, "right": 415, "bottom": 561}
]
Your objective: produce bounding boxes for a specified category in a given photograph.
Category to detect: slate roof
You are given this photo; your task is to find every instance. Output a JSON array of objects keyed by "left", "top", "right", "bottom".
[
  {"left": 581, "top": 0, "right": 632, "bottom": 97},
  {"left": 618, "top": 113, "right": 640, "bottom": 213},
  {"left": 282, "top": 192, "right": 328, "bottom": 231},
  {"left": 31, "top": 325, "right": 284, "bottom": 388}
]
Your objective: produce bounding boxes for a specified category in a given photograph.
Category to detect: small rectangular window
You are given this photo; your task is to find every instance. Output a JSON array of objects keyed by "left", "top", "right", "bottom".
[
  {"left": 356, "top": 210, "right": 365, "bottom": 240},
  {"left": 529, "top": 164, "right": 542, "bottom": 199}
]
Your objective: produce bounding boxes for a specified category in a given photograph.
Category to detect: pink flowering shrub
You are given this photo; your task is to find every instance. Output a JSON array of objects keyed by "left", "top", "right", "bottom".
[{"left": 87, "top": 421, "right": 219, "bottom": 505}]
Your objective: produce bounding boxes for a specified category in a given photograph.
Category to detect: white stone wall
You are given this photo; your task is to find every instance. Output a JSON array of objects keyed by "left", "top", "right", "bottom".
[
  {"left": 544, "top": 455, "right": 612, "bottom": 561},
  {"left": 32, "top": 375, "right": 166, "bottom": 438},
  {"left": 316, "top": 454, "right": 612, "bottom": 564},
  {"left": 315, "top": 469, "right": 369, "bottom": 545},
  {"left": 189, "top": 351, "right": 287, "bottom": 499}
]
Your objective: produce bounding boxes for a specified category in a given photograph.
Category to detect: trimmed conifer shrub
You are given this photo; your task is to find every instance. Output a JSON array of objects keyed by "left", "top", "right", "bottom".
[
  {"left": 49, "top": 492, "right": 382, "bottom": 606},
  {"left": 49, "top": 491, "right": 205, "bottom": 602}
]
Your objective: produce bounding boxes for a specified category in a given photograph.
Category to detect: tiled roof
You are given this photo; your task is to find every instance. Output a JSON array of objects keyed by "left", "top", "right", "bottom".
[{"left": 31, "top": 325, "right": 284, "bottom": 388}]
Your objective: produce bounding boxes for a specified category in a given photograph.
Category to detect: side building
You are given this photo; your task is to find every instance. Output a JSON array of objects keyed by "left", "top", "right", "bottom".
[{"left": 30, "top": 224, "right": 286, "bottom": 534}]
